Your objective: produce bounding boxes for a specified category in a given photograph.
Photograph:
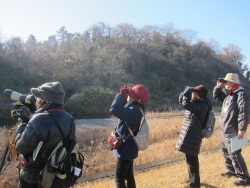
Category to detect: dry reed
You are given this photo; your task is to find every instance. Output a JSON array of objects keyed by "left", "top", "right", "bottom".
[
  {"left": 77, "top": 144, "right": 250, "bottom": 188},
  {"left": 0, "top": 111, "right": 248, "bottom": 188}
]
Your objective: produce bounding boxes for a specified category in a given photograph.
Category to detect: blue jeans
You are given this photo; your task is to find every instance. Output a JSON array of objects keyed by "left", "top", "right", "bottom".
[{"left": 115, "top": 158, "right": 136, "bottom": 188}]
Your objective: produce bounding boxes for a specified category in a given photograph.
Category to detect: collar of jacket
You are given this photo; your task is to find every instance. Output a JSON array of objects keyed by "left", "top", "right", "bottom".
[
  {"left": 232, "top": 86, "right": 244, "bottom": 93},
  {"left": 35, "top": 104, "right": 64, "bottom": 113},
  {"left": 226, "top": 86, "right": 244, "bottom": 96},
  {"left": 131, "top": 101, "right": 144, "bottom": 108}
]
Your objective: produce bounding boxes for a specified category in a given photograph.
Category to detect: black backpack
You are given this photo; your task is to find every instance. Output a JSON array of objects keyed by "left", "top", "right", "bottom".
[{"left": 38, "top": 114, "right": 87, "bottom": 188}]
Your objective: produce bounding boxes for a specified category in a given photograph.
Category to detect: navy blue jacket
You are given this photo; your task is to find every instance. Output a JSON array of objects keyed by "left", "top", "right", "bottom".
[{"left": 110, "top": 94, "right": 143, "bottom": 160}]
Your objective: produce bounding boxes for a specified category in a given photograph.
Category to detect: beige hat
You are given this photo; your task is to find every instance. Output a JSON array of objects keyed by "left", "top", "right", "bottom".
[{"left": 223, "top": 73, "right": 240, "bottom": 84}]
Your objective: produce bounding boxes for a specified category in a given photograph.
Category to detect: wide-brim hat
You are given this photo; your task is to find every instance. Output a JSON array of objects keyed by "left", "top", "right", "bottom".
[
  {"left": 127, "top": 84, "right": 149, "bottom": 105},
  {"left": 31, "top": 82, "right": 65, "bottom": 104},
  {"left": 223, "top": 73, "right": 240, "bottom": 84}
]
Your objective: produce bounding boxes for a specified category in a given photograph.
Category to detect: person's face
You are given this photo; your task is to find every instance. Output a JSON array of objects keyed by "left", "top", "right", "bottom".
[
  {"left": 192, "top": 92, "right": 199, "bottom": 99},
  {"left": 223, "top": 80, "right": 234, "bottom": 90},
  {"left": 127, "top": 95, "right": 134, "bottom": 102},
  {"left": 35, "top": 97, "right": 43, "bottom": 109},
  {"left": 191, "top": 92, "right": 200, "bottom": 101}
]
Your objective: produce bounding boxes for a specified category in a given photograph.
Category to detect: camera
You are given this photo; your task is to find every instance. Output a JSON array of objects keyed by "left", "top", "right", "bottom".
[
  {"left": 4, "top": 89, "right": 36, "bottom": 105},
  {"left": 217, "top": 78, "right": 226, "bottom": 84}
]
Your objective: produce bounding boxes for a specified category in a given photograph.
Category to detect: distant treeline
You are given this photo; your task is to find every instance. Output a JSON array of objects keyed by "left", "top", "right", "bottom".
[{"left": 0, "top": 22, "right": 249, "bottom": 119}]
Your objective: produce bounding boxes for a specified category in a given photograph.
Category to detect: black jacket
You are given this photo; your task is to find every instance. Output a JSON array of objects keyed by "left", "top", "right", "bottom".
[
  {"left": 15, "top": 104, "right": 75, "bottom": 183},
  {"left": 175, "top": 86, "right": 212, "bottom": 156}
]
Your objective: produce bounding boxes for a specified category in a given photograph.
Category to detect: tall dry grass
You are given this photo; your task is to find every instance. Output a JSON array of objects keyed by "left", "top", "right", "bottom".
[
  {"left": 0, "top": 110, "right": 246, "bottom": 188},
  {"left": 76, "top": 145, "right": 250, "bottom": 188},
  {"left": 77, "top": 113, "right": 222, "bottom": 176}
]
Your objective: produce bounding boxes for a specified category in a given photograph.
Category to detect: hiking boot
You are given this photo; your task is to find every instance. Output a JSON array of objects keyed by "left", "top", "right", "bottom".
[
  {"left": 234, "top": 179, "right": 250, "bottom": 186},
  {"left": 220, "top": 171, "right": 236, "bottom": 177}
]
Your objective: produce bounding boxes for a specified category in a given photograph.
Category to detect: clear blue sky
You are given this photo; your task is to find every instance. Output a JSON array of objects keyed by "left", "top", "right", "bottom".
[{"left": 1, "top": 0, "right": 249, "bottom": 68}]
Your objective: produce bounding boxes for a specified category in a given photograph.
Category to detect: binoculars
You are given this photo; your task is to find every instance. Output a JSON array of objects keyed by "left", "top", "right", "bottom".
[{"left": 217, "top": 78, "right": 226, "bottom": 84}]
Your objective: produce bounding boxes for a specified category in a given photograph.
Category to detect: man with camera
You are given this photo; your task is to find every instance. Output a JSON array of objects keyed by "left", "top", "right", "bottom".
[
  {"left": 213, "top": 73, "right": 250, "bottom": 186},
  {"left": 14, "top": 82, "right": 76, "bottom": 188}
]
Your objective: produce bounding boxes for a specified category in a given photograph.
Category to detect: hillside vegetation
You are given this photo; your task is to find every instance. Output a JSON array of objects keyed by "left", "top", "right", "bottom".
[{"left": 0, "top": 22, "right": 249, "bottom": 118}]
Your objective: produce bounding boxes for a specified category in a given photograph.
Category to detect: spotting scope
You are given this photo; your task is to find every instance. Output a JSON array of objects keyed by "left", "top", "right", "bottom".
[{"left": 4, "top": 89, "right": 36, "bottom": 105}]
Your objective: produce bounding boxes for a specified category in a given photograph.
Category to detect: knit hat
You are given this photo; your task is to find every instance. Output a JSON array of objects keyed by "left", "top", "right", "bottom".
[
  {"left": 127, "top": 84, "right": 149, "bottom": 105},
  {"left": 223, "top": 73, "right": 240, "bottom": 84},
  {"left": 193, "top": 85, "right": 208, "bottom": 99},
  {"left": 31, "top": 82, "right": 65, "bottom": 104}
]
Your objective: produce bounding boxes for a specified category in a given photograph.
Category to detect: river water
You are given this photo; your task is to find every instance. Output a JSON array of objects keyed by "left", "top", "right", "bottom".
[
  {"left": 0, "top": 117, "right": 118, "bottom": 129},
  {"left": 0, "top": 115, "right": 164, "bottom": 129}
]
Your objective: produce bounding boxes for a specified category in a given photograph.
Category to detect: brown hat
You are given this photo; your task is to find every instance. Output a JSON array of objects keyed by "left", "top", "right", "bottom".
[
  {"left": 193, "top": 85, "right": 208, "bottom": 99},
  {"left": 127, "top": 84, "right": 149, "bottom": 105}
]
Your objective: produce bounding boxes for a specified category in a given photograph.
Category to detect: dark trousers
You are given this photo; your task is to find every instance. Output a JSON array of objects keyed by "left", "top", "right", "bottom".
[
  {"left": 19, "top": 178, "right": 38, "bottom": 188},
  {"left": 221, "top": 136, "right": 249, "bottom": 181},
  {"left": 185, "top": 154, "right": 200, "bottom": 188},
  {"left": 115, "top": 158, "right": 136, "bottom": 188}
]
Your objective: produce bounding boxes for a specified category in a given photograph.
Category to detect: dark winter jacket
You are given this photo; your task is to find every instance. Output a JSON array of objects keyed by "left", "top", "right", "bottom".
[
  {"left": 15, "top": 104, "right": 75, "bottom": 184},
  {"left": 110, "top": 94, "right": 143, "bottom": 160},
  {"left": 213, "top": 86, "right": 250, "bottom": 138},
  {"left": 175, "top": 86, "right": 212, "bottom": 156}
]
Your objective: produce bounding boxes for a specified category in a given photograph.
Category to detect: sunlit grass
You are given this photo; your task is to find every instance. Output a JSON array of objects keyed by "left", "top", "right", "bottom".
[
  {"left": 0, "top": 110, "right": 248, "bottom": 188},
  {"left": 76, "top": 145, "right": 250, "bottom": 188}
]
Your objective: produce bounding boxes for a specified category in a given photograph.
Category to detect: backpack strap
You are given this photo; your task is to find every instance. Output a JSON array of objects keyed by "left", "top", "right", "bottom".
[
  {"left": 48, "top": 113, "right": 73, "bottom": 139},
  {"left": 126, "top": 109, "right": 145, "bottom": 137},
  {"left": 47, "top": 114, "right": 75, "bottom": 172}
]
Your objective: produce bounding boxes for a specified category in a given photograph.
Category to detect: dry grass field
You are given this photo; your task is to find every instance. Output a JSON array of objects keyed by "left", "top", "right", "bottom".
[
  {"left": 76, "top": 145, "right": 250, "bottom": 188},
  {"left": 0, "top": 109, "right": 249, "bottom": 188}
]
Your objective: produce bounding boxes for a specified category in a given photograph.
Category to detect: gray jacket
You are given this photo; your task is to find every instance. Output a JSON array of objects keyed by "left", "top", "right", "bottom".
[
  {"left": 175, "top": 86, "right": 212, "bottom": 156},
  {"left": 213, "top": 86, "right": 250, "bottom": 138}
]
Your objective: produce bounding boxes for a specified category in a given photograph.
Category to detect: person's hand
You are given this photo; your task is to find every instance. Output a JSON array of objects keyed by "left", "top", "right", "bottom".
[
  {"left": 19, "top": 114, "right": 30, "bottom": 124},
  {"left": 216, "top": 81, "right": 223, "bottom": 88},
  {"left": 238, "top": 130, "right": 244, "bottom": 139},
  {"left": 120, "top": 85, "right": 128, "bottom": 97},
  {"left": 24, "top": 103, "right": 36, "bottom": 114}
]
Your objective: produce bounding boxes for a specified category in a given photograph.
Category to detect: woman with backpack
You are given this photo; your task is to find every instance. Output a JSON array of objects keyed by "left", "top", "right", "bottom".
[
  {"left": 109, "top": 84, "right": 149, "bottom": 188},
  {"left": 175, "top": 85, "right": 212, "bottom": 188}
]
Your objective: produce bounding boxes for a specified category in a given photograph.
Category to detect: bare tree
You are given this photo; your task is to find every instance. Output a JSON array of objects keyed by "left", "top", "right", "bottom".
[
  {"left": 137, "top": 25, "right": 159, "bottom": 42},
  {"left": 222, "top": 44, "right": 245, "bottom": 65},
  {"left": 179, "top": 29, "right": 198, "bottom": 45},
  {"left": 112, "top": 23, "right": 137, "bottom": 43}
]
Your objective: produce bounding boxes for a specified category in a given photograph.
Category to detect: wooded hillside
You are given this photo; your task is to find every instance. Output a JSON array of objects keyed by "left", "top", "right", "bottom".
[{"left": 0, "top": 22, "right": 249, "bottom": 118}]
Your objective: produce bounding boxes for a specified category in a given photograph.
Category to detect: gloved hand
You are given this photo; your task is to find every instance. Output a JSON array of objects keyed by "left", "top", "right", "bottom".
[
  {"left": 24, "top": 103, "right": 36, "bottom": 114},
  {"left": 120, "top": 85, "right": 129, "bottom": 98},
  {"left": 19, "top": 114, "right": 30, "bottom": 124}
]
